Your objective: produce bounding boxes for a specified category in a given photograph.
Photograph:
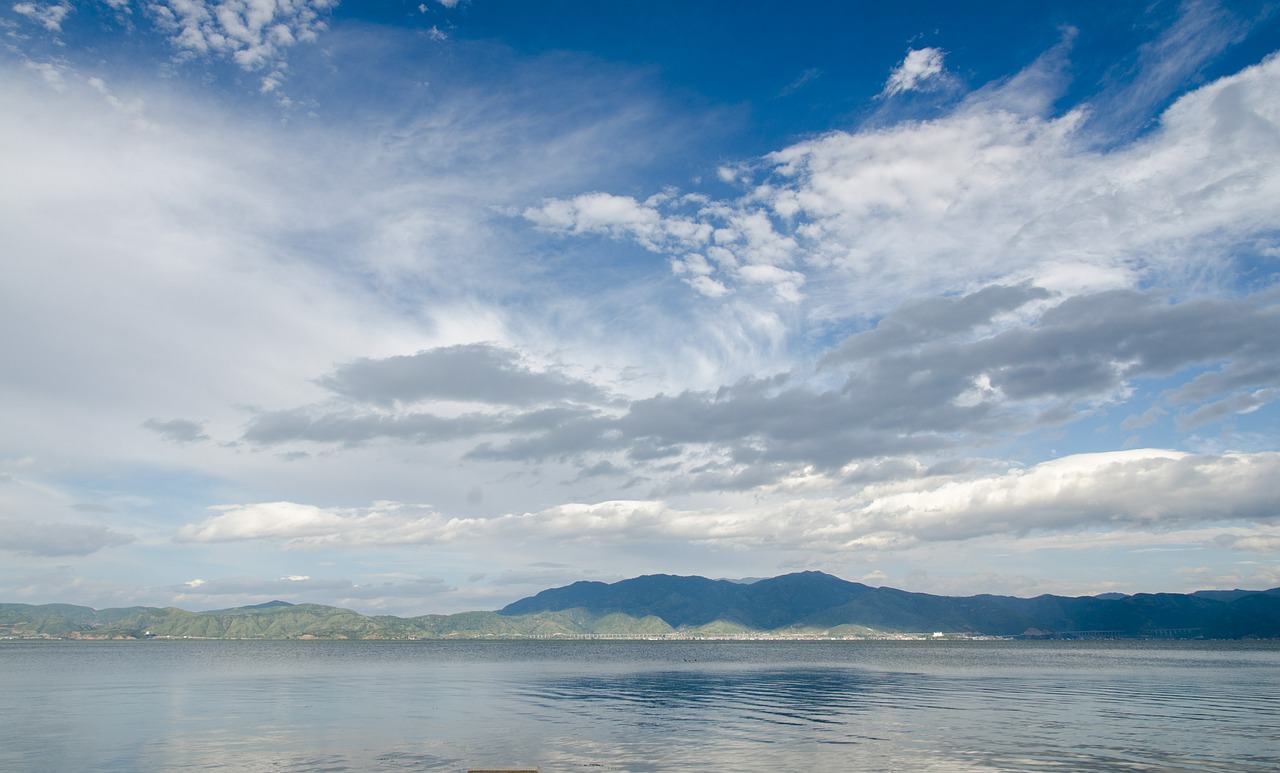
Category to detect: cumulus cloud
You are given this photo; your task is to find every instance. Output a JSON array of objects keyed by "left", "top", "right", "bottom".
[
  {"left": 679, "top": 448, "right": 1280, "bottom": 550},
  {"left": 12, "top": 1, "right": 70, "bottom": 31},
  {"left": 530, "top": 50, "right": 1280, "bottom": 310},
  {"left": 881, "top": 47, "right": 946, "bottom": 97},
  {"left": 526, "top": 192, "right": 667, "bottom": 245},
  {"left": 145, "top": 0, "right": 336, "bottom": 90},
  {"left": 525, "top": 193, "right": 807, "bottom": 301},
  {"left": 524, "top": 191, "right": 718, "bottom": 284},
  {"left": 177, "top": 450, "right": 1280, "bottom": 555},
  {"left": 848, "top": 450, "right": 1280, "bottom": 542}
]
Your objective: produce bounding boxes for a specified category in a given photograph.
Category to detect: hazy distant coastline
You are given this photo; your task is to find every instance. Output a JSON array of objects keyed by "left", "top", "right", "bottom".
[{"left": 5, "top": 572, "right": 1278, "bottom": 641}]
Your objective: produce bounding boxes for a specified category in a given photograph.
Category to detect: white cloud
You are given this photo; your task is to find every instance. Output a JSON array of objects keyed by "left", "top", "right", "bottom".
[
  {"left": 175, "top": 500, "right": 472, "bottom": 547},
  {"left": 526, "top": 195, "right": 804, "bottom": 299},
  {"left": 12, "top": 2, "right": 70, "bottom": 31},
  {"left": 85, "top": 76, "right": 152, "bottom": 129},
  {"left": 1085, "top": 0, "right": 1244, "bottom": 139},
  {"left": 881, "top": 47, "right": 946, "bottom": 97},
  {"left": 315, "top": 343, "right": 608, "bottom": 408},
  {"left": 1180, "top": 562, "right": 1280, "bottom": 592},
  {"left": 146, "top": 0, "right": 337, "bottom": 90},
  {"left": 1176, "top": 388, "right": 1276, "bottom": 429},
  {"left": 230, "top": 282, "right": 1280, "bottom": 491},
  {"left": 0, "top": 518, "right": 134, "bottom": 556},
  {"left": 769, "top": 51, "right": 1280, "bottom": 307},
  {"left": 178, "top": 450, "right": 1280, "bottom": 555},
  {"left": 0, "top": 73, "right": 406, "bottom": 463},
  {"left": 849, "top": 450, "right": 1280, "bottom": 542},
  {"left": 1213, "top": 530, "right": 1280, "bottom": 553},
  {"left": 533, "top": 51, "right": 1280, "bottom": 314},
  {"left": 2, "top": 31, "right": 758, "bottom": 570},
  {"left": 0, "top": 466, "right": 137, "bottom": 556},
  {"left": 525, "top": 192, "right": 711, "bottom": 252},
  {"left": 142, "top": 418, "right": 210, "bottom": 443},
  {"left": 22, "top": 60, "right": 67, "bottom": 91},
  {"left": 3, "top": 8, "right": 1279, "bottom": 611}
]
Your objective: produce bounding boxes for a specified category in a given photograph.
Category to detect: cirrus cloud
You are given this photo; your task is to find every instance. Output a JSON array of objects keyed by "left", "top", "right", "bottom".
[{"left": 0, "top": 516, "right": 135, "bottom": 556}]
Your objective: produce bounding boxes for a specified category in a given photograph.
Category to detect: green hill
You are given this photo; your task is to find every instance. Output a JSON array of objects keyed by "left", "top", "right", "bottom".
[{"left": 1, "top": 601, "right": 698, "bottom": 640}]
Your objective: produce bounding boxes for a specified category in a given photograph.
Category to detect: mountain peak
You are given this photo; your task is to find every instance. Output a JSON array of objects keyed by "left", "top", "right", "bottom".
[{"left": 240, "top": 600, "right": 295, "bottom": 610}]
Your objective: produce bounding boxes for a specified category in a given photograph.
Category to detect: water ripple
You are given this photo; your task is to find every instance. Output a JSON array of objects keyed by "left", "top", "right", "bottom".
[{"left": 1, "top": 640, "right": 1277, "bottom": 772}]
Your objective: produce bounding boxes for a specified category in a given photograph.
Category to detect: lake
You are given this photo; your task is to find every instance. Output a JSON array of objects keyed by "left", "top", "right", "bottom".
[{"left": 2, "top": 639, "right": 1277, "bottom": 772}]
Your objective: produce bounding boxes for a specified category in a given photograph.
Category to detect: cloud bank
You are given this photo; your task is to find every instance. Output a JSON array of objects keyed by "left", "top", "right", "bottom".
[{"left": 2, "top": 2, "right": 1278, "bottom": 613}]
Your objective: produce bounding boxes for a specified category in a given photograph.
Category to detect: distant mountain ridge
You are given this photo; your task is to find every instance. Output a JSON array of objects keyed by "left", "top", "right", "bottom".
[
  {"left": 500, "top": 571, "right": 1280, "bottom": 638},
  {"left": 3, "top": 572, "right": 1278, "bottom": 640}
]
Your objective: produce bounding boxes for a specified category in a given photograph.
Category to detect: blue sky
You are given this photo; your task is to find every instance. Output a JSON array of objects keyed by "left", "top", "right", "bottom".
[{"left": 2, "top": 0, "right": 1279, "bottom": 615}]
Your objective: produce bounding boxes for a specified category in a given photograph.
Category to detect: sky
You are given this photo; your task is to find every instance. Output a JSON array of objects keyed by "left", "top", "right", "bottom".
[{"left": 3, "top": 0, "right": 1280, "bottom": 616}]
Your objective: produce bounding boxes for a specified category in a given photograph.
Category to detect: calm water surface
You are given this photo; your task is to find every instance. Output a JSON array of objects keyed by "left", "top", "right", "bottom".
[{"left": 2, "top": 639, "right": 1277, "bottom": 772}]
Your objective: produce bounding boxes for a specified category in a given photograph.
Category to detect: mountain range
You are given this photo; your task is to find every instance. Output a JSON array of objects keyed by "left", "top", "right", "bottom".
[
  {"left": 4, "top": 572, "right": 1279, "bottom": 640},
  {"left": 499, "top": 571, "right": 1280, "bottom": 638}
]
